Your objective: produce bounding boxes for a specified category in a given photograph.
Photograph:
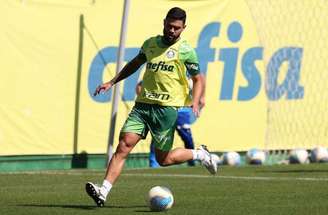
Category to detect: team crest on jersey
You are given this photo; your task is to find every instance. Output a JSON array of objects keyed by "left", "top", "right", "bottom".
[{"left": 166, "top": 50, "right": 175, "bottom": 59}]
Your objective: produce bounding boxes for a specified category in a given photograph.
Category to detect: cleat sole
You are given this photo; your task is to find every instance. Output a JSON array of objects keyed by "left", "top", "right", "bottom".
[{"left": 85, "top": 182, "right": 105, "bottom": 207}]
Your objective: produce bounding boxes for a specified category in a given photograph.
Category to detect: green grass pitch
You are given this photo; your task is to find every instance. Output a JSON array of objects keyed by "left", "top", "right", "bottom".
[{"left": 0, "top": 164, "right": 328, "bottom": 215}]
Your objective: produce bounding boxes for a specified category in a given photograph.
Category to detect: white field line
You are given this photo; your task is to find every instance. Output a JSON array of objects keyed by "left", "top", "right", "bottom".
[
  {"left": 122, "top": 173, "right": 328, "bottom": 182},
  {"left": 1, "top": 171, "right": 328, "bottom": 182}
]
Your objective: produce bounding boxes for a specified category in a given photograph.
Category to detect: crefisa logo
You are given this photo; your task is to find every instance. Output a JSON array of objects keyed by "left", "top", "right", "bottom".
[
  {"left": 146, "top": 61, "right": 174, "bottom": 73},
  {"left": 88, "top": 21, "right": 304, "bottom": 103}
]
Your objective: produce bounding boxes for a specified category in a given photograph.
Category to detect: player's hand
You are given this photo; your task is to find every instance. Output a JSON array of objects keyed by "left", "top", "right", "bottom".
[
  {"left": 93, "top": 82, "right": 113, "bottom": 96},
  {"left": 192, "top": 102, "right": 200, "bottom": 118}
]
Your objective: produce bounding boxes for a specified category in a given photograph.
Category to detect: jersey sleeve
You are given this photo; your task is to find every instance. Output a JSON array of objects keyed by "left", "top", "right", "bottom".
[
  {"left": 179, "top": 41, "right": 200, "bottom": 76},
  {"left": 138, "top": 38, "right": 151, "bottom": 61}
]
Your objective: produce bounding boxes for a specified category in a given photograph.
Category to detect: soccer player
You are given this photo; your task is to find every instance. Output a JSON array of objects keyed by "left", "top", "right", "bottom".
[
  {"left": 86, "top": 7, "right": 218, "bottom": 207},
  {"left": 136, "top": 75, "right": 206, "bottom": 167}
]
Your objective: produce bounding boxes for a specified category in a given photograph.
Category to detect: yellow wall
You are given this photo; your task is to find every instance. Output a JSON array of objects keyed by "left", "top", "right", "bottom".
[{"left": 2, "top": 0, "right": 320, "bottom": 155}]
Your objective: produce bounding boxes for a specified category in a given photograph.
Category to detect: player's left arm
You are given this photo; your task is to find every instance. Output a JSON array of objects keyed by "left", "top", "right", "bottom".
[
  {"left": 199, "top": 74, "right": 206, "bottom": 109},
  {"left": 183, "top": 44, "right": 203, "bottom": 116},
  {"left": 190, "top": 74, "right": 202, "bottom": 117}
]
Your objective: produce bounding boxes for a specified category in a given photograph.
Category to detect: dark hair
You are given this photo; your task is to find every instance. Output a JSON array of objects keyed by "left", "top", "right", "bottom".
[{"left": 166, "top": 7, "right": 186, "bottom": 24}]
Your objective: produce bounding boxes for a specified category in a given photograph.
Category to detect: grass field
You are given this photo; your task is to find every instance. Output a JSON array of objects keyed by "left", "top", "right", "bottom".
[{"left": 0, "top": 164, "right": 328, "bottom": 215}]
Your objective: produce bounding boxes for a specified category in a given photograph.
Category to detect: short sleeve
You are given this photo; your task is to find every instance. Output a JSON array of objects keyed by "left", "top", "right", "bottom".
[
  {"left": 179, "top": 41, "right": 200, "bottom": 76},
  {"left": 140, "top": 38, "right": 151, "bottom": 55}
]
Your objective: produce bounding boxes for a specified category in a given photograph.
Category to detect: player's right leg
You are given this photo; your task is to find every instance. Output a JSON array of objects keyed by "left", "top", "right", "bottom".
[
  {"left": 85, "top": 103, "right": 147, "bottom": 207},
  {"left": 86, "top": 132, "right": 141, "bottom": 207}
]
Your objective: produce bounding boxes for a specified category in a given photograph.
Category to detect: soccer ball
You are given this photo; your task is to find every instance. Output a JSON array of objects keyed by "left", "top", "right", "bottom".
[
  {"left": 310, "top": 146, "right": 328, "bottom": 163},
  {"left": 246, "top": 148, "right": 266, "bottom": 165},
  {"left": 148, "top": 186, "right": 174, "bottom": 211},
  {"left": 222, "top": 151, "right": 241, "bottom": 166},
  {"left": 289, "top": 148, "right": 309, "bottom": 164}
]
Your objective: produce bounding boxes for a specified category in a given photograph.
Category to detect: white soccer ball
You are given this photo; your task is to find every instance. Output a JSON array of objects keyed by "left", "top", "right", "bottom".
[
  {"left": 246, "top": 149, "right": 266, "bottom": 165},
  {"left": 222, "top": 151, "right": 241, "bottom": 166},
  {"left": 310, "top": 146, "right": 328, "bottom": 163},
  {"left": 289, "top": 148, "right": 309, "bottom": 164},
  {"left": 148, "top": 186, "right": 174, "bottom": 211}
]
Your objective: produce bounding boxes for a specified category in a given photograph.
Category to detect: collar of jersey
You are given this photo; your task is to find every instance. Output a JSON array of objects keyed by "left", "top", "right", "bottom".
[{"left": 156, "top": 35, "right": 181, "bottom": 48}]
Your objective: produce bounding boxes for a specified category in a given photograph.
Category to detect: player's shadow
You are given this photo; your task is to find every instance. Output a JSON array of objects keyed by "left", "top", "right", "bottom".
[{"left": 17, "top": 204, "right": 148, "bottom": 210}]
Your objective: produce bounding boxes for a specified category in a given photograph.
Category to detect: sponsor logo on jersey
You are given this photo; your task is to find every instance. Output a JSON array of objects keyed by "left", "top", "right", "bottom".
[
  {"left": 146, "top": 61, "right": 174, "bottom": 72},
  {"left": 143, "top": 91, "right": 170, "bottom": 100}
]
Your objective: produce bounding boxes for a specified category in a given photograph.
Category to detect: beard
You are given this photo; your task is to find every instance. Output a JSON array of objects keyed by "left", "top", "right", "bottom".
[{"left": 163, "top": 29, "right": 178, "bottom": 45}]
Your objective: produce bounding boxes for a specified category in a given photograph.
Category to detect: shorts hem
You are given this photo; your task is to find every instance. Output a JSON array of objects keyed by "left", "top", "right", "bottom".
[{"left": 120, "top": 130, "right": 146, "bottom": 139}]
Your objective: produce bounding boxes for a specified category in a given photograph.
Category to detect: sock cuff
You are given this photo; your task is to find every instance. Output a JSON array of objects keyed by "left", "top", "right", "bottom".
[
  {"left": 191, "top": 149, "right": 198, "bottom": 160},
  {"left": 102, "top": 179, "right": 112, "bottom": 190},
  {"left": 100, "top": 180, "right": 112, "bottom": 199}
]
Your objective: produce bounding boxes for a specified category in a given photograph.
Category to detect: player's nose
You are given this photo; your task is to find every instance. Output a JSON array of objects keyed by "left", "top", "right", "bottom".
[{"left": 169, "top": 27, "right": 175, "bottom": 33}]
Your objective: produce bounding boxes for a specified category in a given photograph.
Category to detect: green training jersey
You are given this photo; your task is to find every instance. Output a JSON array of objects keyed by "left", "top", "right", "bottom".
[{"left": 136, "top": 35, "right": 200, "bottom": 107}]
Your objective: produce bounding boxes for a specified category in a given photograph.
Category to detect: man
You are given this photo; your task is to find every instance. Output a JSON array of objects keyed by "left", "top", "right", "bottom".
[
  {"left": 86, "top": 7, "right": 218, "bottom": 207},
  {"left": 135, "top": 74, "right": 206, "bottom": 167}
]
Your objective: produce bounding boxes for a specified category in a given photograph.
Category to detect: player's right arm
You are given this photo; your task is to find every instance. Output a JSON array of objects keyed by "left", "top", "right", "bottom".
[{"left": 94, "top": 53, "right": 147, "bottom": 96}]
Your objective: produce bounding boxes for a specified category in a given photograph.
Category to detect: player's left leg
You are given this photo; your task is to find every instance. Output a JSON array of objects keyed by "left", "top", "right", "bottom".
[
  {"left": 154, "top": 145, "right": 218, "bottom": 175},
  {"left": 149, "top": 106, "right": 217, "bottom": 174},
  {"left": 148, "top": 105, "right": 193, "bottom": 166},
  {"left": 155, "top": 147, "right": 193, "bottom": 165}
]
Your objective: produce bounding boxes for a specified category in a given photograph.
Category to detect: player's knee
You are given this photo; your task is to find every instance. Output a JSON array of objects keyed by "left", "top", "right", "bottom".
[
  {"left": 157, "top": 160, "right": 169, "bottom": 167},
  {"left": 156, "top": 156, "right": 172, "bottom": 166},
  {"left": 116, "top": 140, "right": 132, "bottom": 159},
  {"left": 155, "top": 148, "right": 173, "bottom": 166}
]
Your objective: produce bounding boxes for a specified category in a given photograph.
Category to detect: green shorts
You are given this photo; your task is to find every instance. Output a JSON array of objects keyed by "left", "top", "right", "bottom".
[{"left": 121, "top": 102, "right": 178, "bottom": 151}]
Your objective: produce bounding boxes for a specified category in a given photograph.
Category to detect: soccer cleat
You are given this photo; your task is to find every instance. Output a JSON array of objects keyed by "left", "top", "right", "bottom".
[
  {"left": 199, "top": 145, "right": 218, "bottom": 175},
  {"left": 85, "top": 182, "right": 106, "bottom": 207}
]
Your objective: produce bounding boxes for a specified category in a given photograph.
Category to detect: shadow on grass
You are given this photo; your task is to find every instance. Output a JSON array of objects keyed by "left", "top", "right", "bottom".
[{"left": 17, "top": 204, "right": 148, "bottom": 211}]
